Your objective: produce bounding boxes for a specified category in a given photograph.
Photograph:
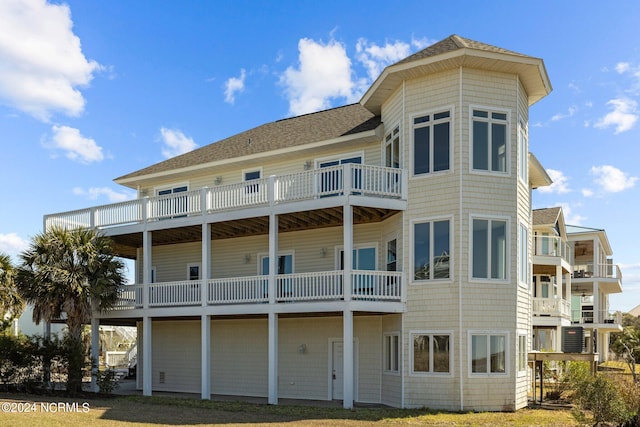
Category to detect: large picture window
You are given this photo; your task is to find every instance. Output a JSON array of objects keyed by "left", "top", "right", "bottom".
[
  {"left": 414, "top": 219, "right": 450, "bottom": 281},
  {"left": 471, "top": 333, "right": 507, "bottom": 375},
  {"left": 472, "top": 218, "right": 507, "bottom": 280},
  {"left": 413, "top": 110, "right": 450, "bottom": 175},
  {"left": 472, "top": 109, "right": 508, "bottom": 172},
  {"left": 411, "top": 332, "right": 451, "bottom": 374},
  {"left": 385, "top": 126, "right": 400, "bottom": 169}
]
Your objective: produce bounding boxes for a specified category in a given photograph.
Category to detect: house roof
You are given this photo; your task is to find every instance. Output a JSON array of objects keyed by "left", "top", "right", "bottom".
[
  {"left": 533, "top": 207, "right": 562, "bottom": 226},
  {"left": 115, "top": 103, "right": 380, "bottom": 187},
  {"left": 361, "top": 34, "right": 552, "bottom": 114}
]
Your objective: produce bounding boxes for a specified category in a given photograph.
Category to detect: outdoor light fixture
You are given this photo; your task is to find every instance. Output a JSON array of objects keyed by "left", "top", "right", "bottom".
[
  {"left": 214, "top": 176, "right": 222, "bottom": 185},
  {"left": 303, "top": 161, "right": 313, "bottom": 170},
  {"left": 243, "top": 254, "right": 250, "bottom": 263},
  {"left": 298, "top": 344, "right": 307, "bottom": 354},
  {"left": 320, "top": 247, "right": 327, "bottom": 257}
]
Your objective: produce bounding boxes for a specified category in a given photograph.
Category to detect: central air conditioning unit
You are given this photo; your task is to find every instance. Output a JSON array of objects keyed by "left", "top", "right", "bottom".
[{"left": 561, "top": 326, "right": 584, "bottom": 353}]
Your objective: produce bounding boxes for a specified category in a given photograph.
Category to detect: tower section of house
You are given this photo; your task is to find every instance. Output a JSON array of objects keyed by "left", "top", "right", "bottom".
[{"left": 44, "top": 35, "right": 554, "bottom": 411}]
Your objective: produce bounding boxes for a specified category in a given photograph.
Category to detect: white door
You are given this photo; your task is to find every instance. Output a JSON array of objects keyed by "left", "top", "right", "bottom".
[
  {"left": 332, "top": 341, "right": 344, "bottom": 399},
  {"left": 331, "top": 340, "right": 357, "bottom": 401}
]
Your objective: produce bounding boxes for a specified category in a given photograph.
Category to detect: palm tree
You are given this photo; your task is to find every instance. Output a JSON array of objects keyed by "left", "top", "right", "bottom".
[
  {"left": 16, "top": 226, "right": 126, "bottom": 394},
  {"left": 0, "top": 253, "right": 24, "bottom": 333}
]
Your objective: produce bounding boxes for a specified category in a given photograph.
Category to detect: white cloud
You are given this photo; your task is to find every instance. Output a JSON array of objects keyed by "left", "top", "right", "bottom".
[
  {"left": 590, "top": 165, "right": 638, "bottom": 193},
  {"left": 0, "top": 233, "right": 29, "bottom": 260},
  {"left": 581, "top": 188, "right": 594, "bottom": 197},
  {"left": 355, "top": 38, "right": 411, "bottom": 81},
  {"left": 616, "top": 62, "right": 631, "bottom": 74},
  {"left": 72, "top": 186, "right": 135, "bottom": 203},
  {"left": 280, "top": 38, "right": 358, "bottom": 116},
  {"left": 159, "top": 127, "right": 198, "bottom": 158},
  {"left": 551, "top": 105, "right": 577, "bottom": 122},
  {"left": 594, "top": 98, "right": 638, "bottom": 133},
  {"left": 0, "top": 0, "right": 102, "bottom": 121},
  {"left": 538, "top": 169, "right": 571, "bottom": 194},
  {"left": 48, "top": 125, "right": 104, "bottom": 163},
  {"left": 224, "top": 68, "right": 246, "bottom": 104},
  {"left": 559, "top": 203, "right": 586, "bottom": 226}
]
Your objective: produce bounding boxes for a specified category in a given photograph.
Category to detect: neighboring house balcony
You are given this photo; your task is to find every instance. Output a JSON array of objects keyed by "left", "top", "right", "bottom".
[
  {"left": 44, "top": 164, "right": 406, "bottom": 232},
  {"left": 571, "top": 308, "right": 623, "bottom": 332},
  {"left": 532, "top": 297, "right": 571, "bottom": 321},
  {"left": 572, "top": 262, "right": 623, "bottom": 293},
  {"left": 102, "top": 269, "right": 404, "bottom": 320},
  {"left": 532, "top": 235, "right": 572, "bottom": 275}
]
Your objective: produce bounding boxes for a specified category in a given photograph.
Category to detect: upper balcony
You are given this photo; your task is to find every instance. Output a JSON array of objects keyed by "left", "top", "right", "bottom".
[
  {"left": 572, "top": 262, "right": 623, "bottom": 294},
  {"left": 45, "top": 164, "right": 406, "bottom": 232},
  {"left": 532, "top": 235, "right": 572, "bottom": 275}
]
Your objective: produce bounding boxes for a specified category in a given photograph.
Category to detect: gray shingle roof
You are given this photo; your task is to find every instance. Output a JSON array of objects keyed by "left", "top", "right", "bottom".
[
  {"left": 532, "top": 207, "right": 562, "bottom": 226},
  {"left": 116, "top": 103, "right": 380, "bottom": 182},
  {"left": 394, "top": 34, "right": 529, "bottom": 67}
]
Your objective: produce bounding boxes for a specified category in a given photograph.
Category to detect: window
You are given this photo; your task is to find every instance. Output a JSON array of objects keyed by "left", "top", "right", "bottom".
[
  {"left": 472, "top": 218, "right": 507, "bottom": 280},
  {"left": 518, "top": 333, "right": 527, "bottom": 373},
  {"left": 471, "top": 333, "right": 507, "bottom": 374},
  {"left": 414, "top": 219, "right": 450, "bottom": 281},
  {"left": 260, "top": 254, "right": 293, "bottom": 275},
  {"left": 339, "top": 246, "right": 376, "bottom": 270},
  {"left": 156, "top": 184, "right": 188, "bottom": 218},
  {"left": 411, "top": 332, "right": 451, "bottom": 374},
  {"left": 318, "top": 155, "right": 362, "bottom": 195},
  {"left": 187, "top": 264, "right": 200, "bottom": 280},
  {"left": 518, "top": 117, "right": 528, "bottom": 182},
  {"left": 384, "top": 333, "right": 400, "bottom": 373},
  {"left": 243, "top": 169, "right": 261, "bottom": 194},
  {"left": 386, "top": 239, "right": 397, "bottom": 272},
  {"left": 518, "top": 223, "right": 529, "bottom": 287},
  {"left": 413, "top": 110, "right": 450, "bottom": 175},
  {"left": 385, "top": 126, "right": 400, "bottom": 168},
  {"left": 472, "top": 109, "right": 508, "bottom": 172}
]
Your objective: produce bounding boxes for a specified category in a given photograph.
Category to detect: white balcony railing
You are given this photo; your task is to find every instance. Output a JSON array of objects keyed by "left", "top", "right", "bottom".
[
  {"left": 533, "top": 235, "right": 573, "bottom": 264},
  {"left": 45, "top": 165, "right": 405, "bottom": 230},
  {"left": 532, "top": 297, "right": 571, "bottom": 319},
  {"left": 572, "top": 263, "right": 622, "bottom": 280},
  {"left": 572, "top": 309, "right": 622, "bottom": 325},
  {"left": 114, "top": 270, "right": 403, "bottom": 309}
]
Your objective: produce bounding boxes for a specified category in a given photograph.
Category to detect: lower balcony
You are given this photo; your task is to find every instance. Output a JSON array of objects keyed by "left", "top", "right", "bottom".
[
  {"left": 111, "top": 270, "right": 403, "bottom": 313},
  {"left": 532, "top": 297, "right": 571, "bottom": 320},
  {"left": 571, "top": 309, "right": 622, "bottom": 331}
]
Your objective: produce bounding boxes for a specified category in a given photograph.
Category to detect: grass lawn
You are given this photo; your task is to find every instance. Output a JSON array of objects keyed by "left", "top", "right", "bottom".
[{"left": 0, "top": 393, "right": 583, "bottom": 427}]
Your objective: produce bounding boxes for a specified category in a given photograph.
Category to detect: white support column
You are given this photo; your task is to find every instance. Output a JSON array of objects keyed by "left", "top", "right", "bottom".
[
  {"left": 202, "top": 223, "right": 211, "bottom": 307},
  {"left": 142, "top": 316, "right": 152, "bottom": 396},
  {"left": 268, "top": 312, "right": 278, "bottom": 405},
  {"left": 593, "top": 282, "right": 600, "bottom": 323},
  {"left": 343, "top": 309, "right": 354, "bottom": 409},
  {"left": 201, "top": 314, "right": 211, "bottom": 399},
  {"left": 343, "top": 204, "right": 353, "bottom": 302},
  {"left": 556, "top": 265, "right": 563, "bottom": 301},
  {"left": 143, "top": 230, "right": 152, "bottom": 309},
  {"left": 90, "top": 317, "right": 100, "bottom": 392},
  {"left": 268, "top": 213, "right": 278, "bottom": 304}
]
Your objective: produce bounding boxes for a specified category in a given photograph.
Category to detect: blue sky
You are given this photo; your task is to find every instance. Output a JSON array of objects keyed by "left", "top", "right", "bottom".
[{"left": 1, "top": 0, "right": 639, "bottom": 311}]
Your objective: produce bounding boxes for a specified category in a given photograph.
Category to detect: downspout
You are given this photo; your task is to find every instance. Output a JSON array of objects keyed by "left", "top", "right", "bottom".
[
  {"left": 401, "top": 79, "right": 406, "bottom": 409},
  {"left": 458, "top": 66, "right": 464, "bottom": 411}
]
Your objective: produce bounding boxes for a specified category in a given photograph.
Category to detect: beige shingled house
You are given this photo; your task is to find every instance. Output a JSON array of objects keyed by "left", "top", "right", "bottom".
[{"left": 44, "top": 35, "right": 622, "bottom": 411}]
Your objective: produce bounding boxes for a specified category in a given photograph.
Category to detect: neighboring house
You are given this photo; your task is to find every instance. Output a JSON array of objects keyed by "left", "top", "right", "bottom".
[
  {"left": 531, "top": 208, "right": 622, "bottom": 360},
  {"left": 44, "top": 35, "right": 622, "bottom": 411}
]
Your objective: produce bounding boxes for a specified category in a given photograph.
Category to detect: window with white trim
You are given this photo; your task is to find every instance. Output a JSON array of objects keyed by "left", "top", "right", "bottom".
[
  {"left": 386, "top": 238, "right": 397, "bottom": 272},
  {"left": 156, "top": 184, "right": 188, "bottom": 218},
  {"left": 414, "top": 219, "right": 450, "bottom": 281},
  {"left": 385, "top": 126, "right": 400, "bottom": 168},
  {"left": 384, "top": 333, "right": 400, "bottom": 373},
  {"left": 518, "top": 223, "right": 529, "bottom": 287},
  {"left": 471, "top": 332, "right": 507, "bottom": 374},
  {"left": 339, "top": 246, "right": 376, "bottom": 270},
  {"left": 518, "top": 117, "right": 528, "bottom": 182},
  {"left": 411, "top": 332, "right": 451, "bottom": 374},
  {"left": 243, "top": 169, "right": 261, "bottom": 194},
  {"left": 413, "top": 110, "right": 451, "bottom": 175},
  {"left": 260, "top": 254, "right": 293, "bottom": 275},
  {"left": 472, "top": 109, "right": 508, "bottom": 172},
  {"left": 472, "top": 218, "right": 507, "bottom": 280},
  {"left": 518, "top": 333, "right": 528, "bottom": 374}
]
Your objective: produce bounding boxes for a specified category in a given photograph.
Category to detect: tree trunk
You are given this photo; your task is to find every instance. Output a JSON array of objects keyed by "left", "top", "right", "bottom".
[{"left": 65, "top": 319, "right": 85, "bottom": 395}]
